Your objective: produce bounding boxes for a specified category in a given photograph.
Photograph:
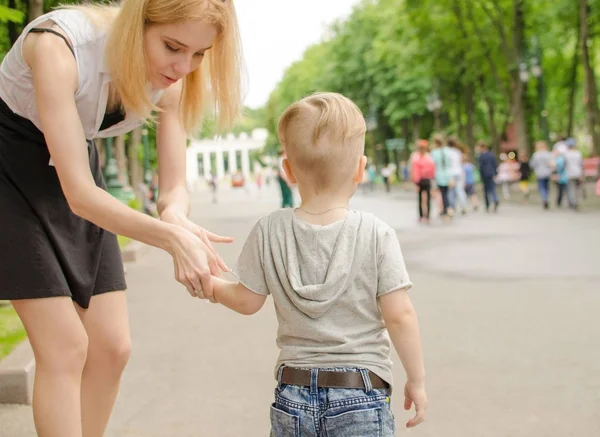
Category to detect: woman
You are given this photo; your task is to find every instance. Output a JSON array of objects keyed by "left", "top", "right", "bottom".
[
  {"left": 430, "top": 134, "right": 452, "bottom": 217},
  {"left": 447, "top": 136, "right": 468, "bottom": 215},
  {"left": 410, "top": 139, "right": 435, "bottom": 223},
  {"left": 0, "top": 1, "right": 241, "bottom": 436},
  {"left": 530, "top": 141, "right": 553, "bottom": 209}
]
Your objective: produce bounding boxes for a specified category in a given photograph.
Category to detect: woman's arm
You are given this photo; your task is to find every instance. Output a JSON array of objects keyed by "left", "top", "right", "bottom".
[
  {"left": 155, "top": 83, "right": 233, "bottom": 276},
  {"left": 155, "top": 81, "right": 190, "bottom": 220},
  {"left": 29, "top": 33, "right": 215, "bottom": 297}
]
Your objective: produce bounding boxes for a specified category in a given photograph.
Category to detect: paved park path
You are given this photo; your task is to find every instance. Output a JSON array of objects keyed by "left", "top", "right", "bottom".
[{"left": 1, "top": 183, "right": 598, "bottom": 437}]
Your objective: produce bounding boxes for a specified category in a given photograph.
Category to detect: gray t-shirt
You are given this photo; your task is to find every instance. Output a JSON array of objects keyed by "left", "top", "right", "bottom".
[
  {"left": 565, "top": 149, "right": 583, "bottom": 179},
  {"left": 530, "top": 150, "right": 554, "bottom": 179},
  {"left": 232, "top": 208, "right": 412, "bottom": 386}
]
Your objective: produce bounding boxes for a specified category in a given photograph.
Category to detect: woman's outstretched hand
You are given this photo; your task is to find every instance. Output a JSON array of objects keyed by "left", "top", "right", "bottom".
[{"left": 161, "top": 211, "right": 233, "bottom": 301}]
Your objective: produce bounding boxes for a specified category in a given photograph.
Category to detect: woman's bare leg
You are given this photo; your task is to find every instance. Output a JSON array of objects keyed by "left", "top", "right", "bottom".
[
  {"left": 76, "top": 291, "right": 131, "bottom": 437},
  {"left": 12, "top": 297, "right": 88, "bottom": 437}
]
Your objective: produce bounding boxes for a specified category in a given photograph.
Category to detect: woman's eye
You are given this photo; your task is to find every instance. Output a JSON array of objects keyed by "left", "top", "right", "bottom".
[{"left": 165, "top": 43, "right": 178, "bottom": 52}]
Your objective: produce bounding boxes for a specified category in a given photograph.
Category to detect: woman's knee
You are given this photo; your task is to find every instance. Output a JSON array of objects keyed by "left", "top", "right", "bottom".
[
  {"left": 36, "top": 328, "right": 89, "bottom": 375},
  {"left": 79, "top": 292, "right": 132, "bottom": 372},
  {"left": 87, "top": 332, "right": 132, "bottom": 372},
  {"left": 109, "top": 335, "right": 132, "bottom": 369}
]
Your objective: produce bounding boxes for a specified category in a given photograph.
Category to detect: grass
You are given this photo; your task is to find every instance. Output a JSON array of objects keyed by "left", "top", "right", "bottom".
[
  {"left": 0, "top": 303, "right": 27, "bottom": 361},
  {"left": 117, "top": 235, "right": 132, "bottom": 249}
]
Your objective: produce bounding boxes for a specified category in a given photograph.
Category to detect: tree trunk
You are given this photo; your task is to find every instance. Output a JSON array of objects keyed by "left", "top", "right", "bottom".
[
  {"left": 455, "top": 88, "right": 465, "bottom": 140},
  {"left": 401, "top": 118, "right": 410, "bottom": 144},
  {"left": 412, "top": 115, "right": 421, "bottom": 146},
  {"left": 489, "top": 103, "right": 500, "bottom": 156},
  {"left": 114, "top": 135, "right": 129, "bottom": 188},
  {"left": 580, "top": 0, "right": 600, "bottom": 155},
  {"left": 433, "top": 109, "right": 441, "bottom": 132},
  {"left": 128, "top": 128, "right": 143, "bottom": 202},
  {"left": 8, "top": 0, "right": 19, "bottom": 44},
  {"left": 378, "top": 110, "right": 395, "bottom": 143},
  {"left": 510, "top": 0, "right": 529, "bottom": 154},
  {"left": 465, "top": 83, "right": 475, "bottom": 152},
  {"left": 28, "top": 0, "right": 44, "bottom": 22},
  {"left": 480, "top": 76, "right": 500, "bottom": 155},
  {"left": 567, "top": 32, "right": 580, "bottom": 137},
  {"left": 401, "top": 118, "right": 410, "bottom": 161},
  {"left": 511, "top": 80, "right": 529, "bottom": 154},
  {"left": 393, "top": 149, "right": 401, "bottom": 181}
]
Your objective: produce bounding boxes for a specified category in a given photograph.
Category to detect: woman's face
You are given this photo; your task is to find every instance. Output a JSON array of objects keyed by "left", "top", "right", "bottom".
[{"left": 144, "top": 20, "right": 217, "bottom": 89}]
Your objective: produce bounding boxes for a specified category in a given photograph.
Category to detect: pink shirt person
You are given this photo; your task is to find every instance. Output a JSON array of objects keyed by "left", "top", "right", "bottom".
[{"left": 411, "top": 151, "right": 436, "bottom": 184}]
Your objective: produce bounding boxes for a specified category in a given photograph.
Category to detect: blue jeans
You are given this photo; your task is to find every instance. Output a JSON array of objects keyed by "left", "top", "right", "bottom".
[
  {"left": 482, "top": 177, "right": 498, "bottom": 209},
  {"left": 537, "top": 178, "right": 550, "bottom": 202},
  {"left": 448, "top": 176, "right": 467, "bottom": 211},
  {"left": 557, "top": 182, "right": 568, "bottom": 207},
  {"left": 270, "top": 367, "right": 395, "bottom": 436}
]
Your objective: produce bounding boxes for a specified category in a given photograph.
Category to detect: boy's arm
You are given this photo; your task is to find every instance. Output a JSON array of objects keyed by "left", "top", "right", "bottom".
[
  {"left": 210, "top": 218, "right": 269, "bottom": 315},
  {"left": 379, "top": 289, "right": 428, "bottom": 428},
  {"left": 212, "top": 276, "right": 267, "bottom": 316},
  {"left": 379, "top": 289, "right": 425, "bottom": 385}
]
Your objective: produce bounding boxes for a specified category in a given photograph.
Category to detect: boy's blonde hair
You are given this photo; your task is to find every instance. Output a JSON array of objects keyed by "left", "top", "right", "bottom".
[
  {"left": 65, "top": 0, "right": 242, "bottom": 133},
  {"left": 277, "top": 92, "right": 366, "bottom": 191}
]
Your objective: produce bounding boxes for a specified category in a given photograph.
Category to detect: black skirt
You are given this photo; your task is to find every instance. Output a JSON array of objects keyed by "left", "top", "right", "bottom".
[{"left": 0, "top": 98, "right": 126, "bottom": 309}]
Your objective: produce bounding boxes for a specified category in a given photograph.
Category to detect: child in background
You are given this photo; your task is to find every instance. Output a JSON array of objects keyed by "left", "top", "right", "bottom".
[{"left": 463, "top": 154, "right": 479, "bottom": 211}]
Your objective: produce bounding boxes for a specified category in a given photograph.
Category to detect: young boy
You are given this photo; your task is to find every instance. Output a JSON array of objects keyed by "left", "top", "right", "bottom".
[
  {"left": 462, "top": 154, "right": 479, "bottom": 211},
  {"left": 210, "top": 92, "right": 428, "bottom": 436}
]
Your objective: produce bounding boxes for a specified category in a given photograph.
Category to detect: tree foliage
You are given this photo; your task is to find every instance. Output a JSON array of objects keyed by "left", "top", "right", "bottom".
[
  {"left": 1, "top": 0, "right": 598, "bottom": 159},
  {"left": 266, "top": 0, "right": 600, "bottom": 157}
]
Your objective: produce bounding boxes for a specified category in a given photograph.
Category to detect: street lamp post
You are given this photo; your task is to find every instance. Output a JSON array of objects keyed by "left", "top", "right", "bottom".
[
  {"left": 103, "top": 137, "right": 127, "bottom": 203},
  {"left": 426, "top": 93, "right": 443, "bottom": 131},
  {"left": 519, "top": 39, "right": 550, "bottom": 144},
  {"left": 141, "top": 126, "right": 152, "bottom": 185},
  {"left": 366, "top": 106, "right": 381, "bottom": 165}
]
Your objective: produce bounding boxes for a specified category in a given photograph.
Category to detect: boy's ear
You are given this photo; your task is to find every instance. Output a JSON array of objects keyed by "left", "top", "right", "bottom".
[
  {"left": 353, "top": 155, "right": 368, "bottom": 183},
  {"left": 283, "top": 158, "right": 297, "bottom": 184}
]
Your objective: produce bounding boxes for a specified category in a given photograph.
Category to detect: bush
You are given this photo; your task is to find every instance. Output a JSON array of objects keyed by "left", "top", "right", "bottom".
[
  {"left": 128, "top": 197, "right": 142, "bottom": 212},
  {"left": 0, "top": 304, "right": 27, "bottom": 361},
  {"left": 117, "top": 235, "right": 132, "bottom": 249}
]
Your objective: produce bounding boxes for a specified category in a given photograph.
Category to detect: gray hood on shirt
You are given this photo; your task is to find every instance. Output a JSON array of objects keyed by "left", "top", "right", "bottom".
[{"left": 271, "top": 210, "right": 369, "bottom": 319}]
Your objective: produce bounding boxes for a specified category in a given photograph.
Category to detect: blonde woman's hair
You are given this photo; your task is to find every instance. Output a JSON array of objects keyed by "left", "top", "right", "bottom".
[
  {"left": 277, "top": 92, "right": 366, "bottom": 191},
  {"left": 64, "top": 0, "right": 242, "bottom": 133},
  {"left": 432, "top": 133, "right": 446, "bottom": 147}
]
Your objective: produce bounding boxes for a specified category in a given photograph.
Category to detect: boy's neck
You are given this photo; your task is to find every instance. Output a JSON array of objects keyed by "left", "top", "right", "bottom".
[{"left": 296, "top": 190, "right": 352, "bottom": 225}]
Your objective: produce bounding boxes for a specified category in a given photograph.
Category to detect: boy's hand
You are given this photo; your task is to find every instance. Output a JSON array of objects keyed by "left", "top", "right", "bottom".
[{"left": 404, "top": 381, "right": 428, "bottom": 428}]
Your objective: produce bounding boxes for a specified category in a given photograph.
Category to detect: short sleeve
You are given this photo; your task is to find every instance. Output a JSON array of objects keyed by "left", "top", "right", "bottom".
[
  {"left": 231, "top": 220, "right": 270, "bottom": 296},
  {"left": 377, "top": 227, "right": 413, "bottom": 296}
]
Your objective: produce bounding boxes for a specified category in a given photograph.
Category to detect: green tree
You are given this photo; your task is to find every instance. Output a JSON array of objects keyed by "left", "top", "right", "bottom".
[{"left": 265, "top": 0, "right": 599, "bottom": 157}]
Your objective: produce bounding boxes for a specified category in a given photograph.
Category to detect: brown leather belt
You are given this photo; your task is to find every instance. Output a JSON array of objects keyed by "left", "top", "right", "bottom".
[{"left": 281, "top": 367, "right": 389, "bottom": 390}]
